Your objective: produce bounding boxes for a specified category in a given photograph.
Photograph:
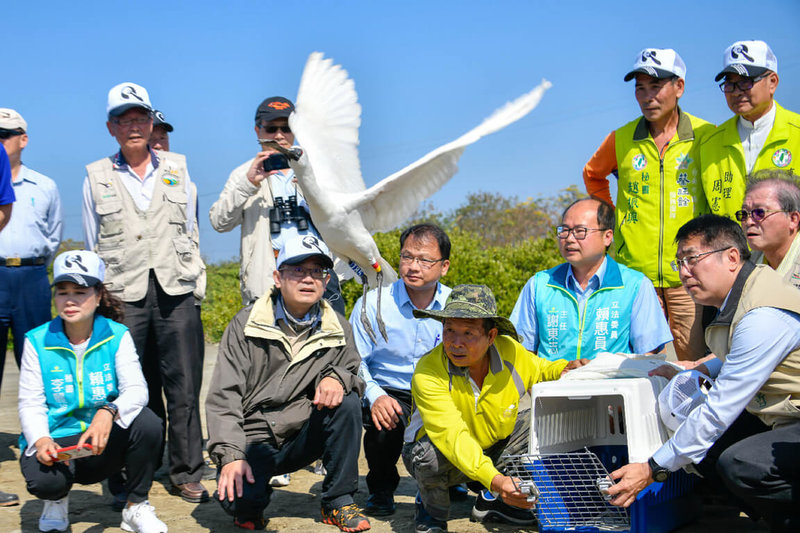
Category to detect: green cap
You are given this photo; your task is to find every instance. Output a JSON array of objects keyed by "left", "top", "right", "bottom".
[{"left": 413, "top": 284, "right": 518, "bottom": 338}]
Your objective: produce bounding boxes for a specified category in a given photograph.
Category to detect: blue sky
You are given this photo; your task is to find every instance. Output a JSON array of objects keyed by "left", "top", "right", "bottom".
[{"left": 4, "top": 0, "right": 799, "bottom": 262}]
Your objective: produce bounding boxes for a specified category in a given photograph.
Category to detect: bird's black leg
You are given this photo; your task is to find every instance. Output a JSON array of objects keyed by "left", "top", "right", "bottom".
[
  {"left": 359, "top": 272, "right": 378, "bottom": 344},
  {"left": 375, "top": 270, "right": 388, "bottom": 342}
]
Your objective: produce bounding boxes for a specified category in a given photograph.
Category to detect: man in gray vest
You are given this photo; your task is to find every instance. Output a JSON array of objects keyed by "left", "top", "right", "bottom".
[
  {"left": 608, "top": 215, "right": 800, "bottom": 532},
  {"left": 81, "top": 82, "right": 208, "bottom": 504}
]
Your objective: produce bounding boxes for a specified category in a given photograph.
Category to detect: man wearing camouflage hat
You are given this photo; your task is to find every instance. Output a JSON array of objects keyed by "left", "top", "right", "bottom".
[{"left": 402, "top": 285, "right": 587, "bottom": 532}]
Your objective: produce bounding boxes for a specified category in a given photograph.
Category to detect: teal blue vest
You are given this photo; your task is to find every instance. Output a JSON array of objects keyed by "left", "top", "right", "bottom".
[
  {"left": 533, "top": 257, "right": 643, "bottom": 361},
  {"left": 21, "top": 315, "right": 125, "bottom": 449}
]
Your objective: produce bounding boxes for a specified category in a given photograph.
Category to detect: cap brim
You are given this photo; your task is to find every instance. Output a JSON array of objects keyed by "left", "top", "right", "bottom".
[
  {"left": 53, "top": 274, "right": 102, "bottom": 287},
  {"left": 154, "top": 122, "right": 174, "bottom": 132},
  {"left": 413, "top": 309, "right": 518, "bottom": 339},
  {"left": 714, "top": 65, "right": 770, "bottom": 82},
  {"left": 108, "top": 103, "right": 152, "bottom": 117},
  {"left": 624, "top": 67, "right": 679, "bottom": 82},
  {"left": 279, "top": 252, "right": 334, "bottom": 270}
]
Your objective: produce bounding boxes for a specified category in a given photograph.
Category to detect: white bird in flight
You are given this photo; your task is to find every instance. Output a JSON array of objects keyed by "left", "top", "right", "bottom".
[{"left": 264, "top": 52, "right": 552, "bottom": 342}]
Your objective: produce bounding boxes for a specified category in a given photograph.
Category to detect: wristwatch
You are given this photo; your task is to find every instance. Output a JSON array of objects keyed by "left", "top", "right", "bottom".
[
  {"left": 647, "top": 457, "right": 670, "bottom": 483},
  {"left": 101, "top": 402, "right": 120, "bottom": 420}
]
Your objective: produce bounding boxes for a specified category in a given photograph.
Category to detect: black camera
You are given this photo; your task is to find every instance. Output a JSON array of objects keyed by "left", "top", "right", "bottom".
[
  {"left": 269, "top": 195, "right": 310, "bottom": 234},
  {"left": 262, "top": 153, "right": 290, "bottom": 172}
]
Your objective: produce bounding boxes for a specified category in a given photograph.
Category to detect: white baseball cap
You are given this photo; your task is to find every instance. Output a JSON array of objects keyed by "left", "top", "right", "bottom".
[
  {"left": 624, "top": 48, "right": 686, "bottom": 82},
  {"left": 276, "top": 235, "right": 334, "bottom": 270},
  {"left": 53, "top": 251, "right": 106, "bottom": 287},
  {"left": 657, "top": 369, "right": 713, "bottom": 433},
  {"left": 715, "top": 40, "right": 778, "bottom": 81},
  {"left": 107, "top": 82, "right": 153, "bottom": 117},
  {"left": 0, "top": 108, "right": 27, "bottom": 132}
]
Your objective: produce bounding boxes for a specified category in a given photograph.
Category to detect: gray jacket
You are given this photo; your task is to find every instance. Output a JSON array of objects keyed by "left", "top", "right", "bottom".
[{"left": 206, "top": 290, "right": 364, "bottom": 467}]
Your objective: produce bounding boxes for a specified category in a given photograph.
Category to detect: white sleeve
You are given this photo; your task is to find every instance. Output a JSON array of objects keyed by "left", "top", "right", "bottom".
[
  {"left": 18, "top": 338, "right": 51, "bottom": 455},
  {"left": 208, "top": 159, "right": 260, "bottom": 233},
  {"left": 114, "top": 331, "right": 149, "bottom": 428},
  {"left": 82, "top": 176, "right": 99, "bottom": 251},
  {"left": 184, "top": 168, "right": 196, "bottom": 236}
]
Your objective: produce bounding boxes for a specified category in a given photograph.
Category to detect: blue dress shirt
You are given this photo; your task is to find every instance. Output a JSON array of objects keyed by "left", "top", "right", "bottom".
[
  {"left": 267, "top": 169, "right": 321, "bottom": 252},
  {"left": 510, "top": 256, "right": 672, "bottom": 355},
  {"left": 350, "top": 280, "right": 451, "bottom": 406},
  {"left": 0, "top": 165, "right": 62, "bottom": 261},
  {"left": 0, "top": 145, "right": 15, "bottom": 205}
]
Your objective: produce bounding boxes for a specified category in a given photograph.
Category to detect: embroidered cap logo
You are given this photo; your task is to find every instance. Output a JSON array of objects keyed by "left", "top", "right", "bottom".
[
  {"left": 121, "top": 85, "right": 144, "bottom": 102},
  {"left": 64, "top": 254, "right": 89, "bottom": 273},
  {"left": 302, "top": 235, "right": 326, "bottom": 256},
  {"left": 641, "top": 50, "right": 661, "bottom": 65},
  {"left": 731, "top": 44, "right": 754, "bottom": 63}
]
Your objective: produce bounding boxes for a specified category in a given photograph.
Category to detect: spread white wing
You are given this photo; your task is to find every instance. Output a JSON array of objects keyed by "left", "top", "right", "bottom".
[
  {"left": 355, "top": 80, "right": 552, "bottom": 233},
  {"left": 291, "top": 52, "right": 366, "bottom": 195}
]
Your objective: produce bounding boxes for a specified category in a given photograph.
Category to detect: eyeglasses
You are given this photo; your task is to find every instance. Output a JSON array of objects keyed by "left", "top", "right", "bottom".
[
  {"left": 670, "top": 247, "right": 731, "bottom": 272},
  {"left": 719, "top": 72, "right": 769, "bottom": 93},
  {"left": 0, "top": 129, "right": 24, "bottom": 139},
  {"left": 399, "top": 253, "right": 444, "bottom": 270},
  {"left": 261, "top": 125, "right": 291, "bottom": 134},
  {"left": 734, "top": 208, "right": 788, "bottom": 223},
  {"left": 110, "top": 116, "right": 152, "bottom": 127},
  {"left": 556, "top": 226, "right": 608, "bottom": 240},
  {"left": 279, "top": 266, "right": 329, "bottom": 280}
]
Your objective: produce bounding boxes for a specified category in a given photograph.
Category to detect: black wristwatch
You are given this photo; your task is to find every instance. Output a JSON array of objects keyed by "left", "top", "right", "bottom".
[
  {"left": 647, "top": 457, "right": 670, "bottom": 483},
  {"left": 102, "top": 402, "right": 119, "bottom": 420}
]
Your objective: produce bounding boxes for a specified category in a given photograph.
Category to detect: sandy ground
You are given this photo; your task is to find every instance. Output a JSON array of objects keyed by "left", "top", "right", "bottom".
[{"left": 0, "top": 346, "right": 768, "bottom": 533}]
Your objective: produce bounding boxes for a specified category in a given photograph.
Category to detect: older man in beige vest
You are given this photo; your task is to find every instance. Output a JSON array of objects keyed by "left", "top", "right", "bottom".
[
  {"left": 608, "top": 214, "right": 800, "bottom": 532},
  {"left": 81, "top": 82, "right": 208, "bottom": 504}
]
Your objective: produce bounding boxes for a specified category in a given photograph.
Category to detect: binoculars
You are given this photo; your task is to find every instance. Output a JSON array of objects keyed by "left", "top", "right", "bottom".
[{"left": 269, "top": 195, "right": 310, "bottom": 234}]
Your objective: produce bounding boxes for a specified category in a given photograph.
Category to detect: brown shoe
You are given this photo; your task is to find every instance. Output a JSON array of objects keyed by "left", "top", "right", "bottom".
[{"left": 170, "top": 482, "right": 209, "bottom": 503}]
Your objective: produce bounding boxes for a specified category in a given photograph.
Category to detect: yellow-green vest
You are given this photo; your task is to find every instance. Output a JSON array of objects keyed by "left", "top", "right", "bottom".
[
  {"left": 700, "top": 101, "right": 800, "bottom": 217},
  {"left": 614, "top": 109, "right": 714, "bottom": 287},
  {"left": 706, "top": 263, "right": 800, "bottom": 428}
]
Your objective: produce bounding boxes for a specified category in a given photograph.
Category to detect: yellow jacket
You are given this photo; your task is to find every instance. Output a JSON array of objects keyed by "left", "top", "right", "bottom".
[{"left": 406, "top": 335, "right": 567, "bottom": 488}]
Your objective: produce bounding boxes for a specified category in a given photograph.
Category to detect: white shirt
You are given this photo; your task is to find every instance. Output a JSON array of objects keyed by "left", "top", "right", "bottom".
[
  {"left": 737, "top": 102, "right": 777, "bottom": 174},
  {"left": 18, "top": 330, "right": 148, "bottom": 455},
  {"left": 652, "top": 305, "right": 800, "bottom": 471}
]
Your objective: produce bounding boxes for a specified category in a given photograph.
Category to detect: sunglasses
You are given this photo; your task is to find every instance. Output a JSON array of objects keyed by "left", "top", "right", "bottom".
[
  {"left": 261, "top": 125, "right": 291, "bottom": 134},
  {"left": 0, "top": 129, "right": 24, "bottom": 139},
  {"left": 735, "top": 208, "right": 788, "bottom": 223}
]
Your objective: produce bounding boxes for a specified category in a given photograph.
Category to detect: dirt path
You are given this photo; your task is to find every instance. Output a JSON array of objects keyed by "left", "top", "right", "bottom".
[{"left": 0, "top": 348, "right": 766, "bottom": 532}]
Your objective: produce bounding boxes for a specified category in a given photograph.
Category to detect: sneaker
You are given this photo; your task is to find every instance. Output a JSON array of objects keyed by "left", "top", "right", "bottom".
[
  {"left": 314, "top": 459, "right": 327, "bottom": 476},
  {"left": 269, "top": 474, "right": 291, "bottom": 487},
  {"left": 470, "top": 490, "right": 536, "bottom": 525},
  {"left": 415, "top": 494, "right": 447, "bottom": 532},
  {"left": 234, "top": 515, "right": 267, "bottom": 530},
  {"left": 121, "top": 500, "right": 168, "bottom": 533},
  {"left": 39, "top": 497, "right": 69, "bottom": 533},
  {"left": 321, "top": 503, "right": 371, "bottom": 532},
  {"left": 364, "top": 491, "right": 395, "bottom": 516}
]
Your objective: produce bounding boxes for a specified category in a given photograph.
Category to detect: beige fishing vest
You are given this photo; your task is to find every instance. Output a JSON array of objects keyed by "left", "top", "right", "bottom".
[
  {"left": 706, "top": 263, "right": 800, "bottom": 427},
  {"left": 86, "top": 151, "right": 205, "bottom": 302}
]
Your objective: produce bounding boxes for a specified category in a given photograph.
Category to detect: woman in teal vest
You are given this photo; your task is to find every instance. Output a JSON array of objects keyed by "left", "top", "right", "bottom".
[{"left": 18, "top": 251, "right": 167, "bottom": 533}]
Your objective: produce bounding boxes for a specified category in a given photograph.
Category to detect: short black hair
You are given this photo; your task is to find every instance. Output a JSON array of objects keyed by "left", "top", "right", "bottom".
[
  {"left": 562, "top": 197, "right": 615, "bottom": 230},
  {"left": 400, "top": 224, "right": 451, "bottom": 260},
  {"left": 674, "top": 214, "right": 751, "bottom": 261}
]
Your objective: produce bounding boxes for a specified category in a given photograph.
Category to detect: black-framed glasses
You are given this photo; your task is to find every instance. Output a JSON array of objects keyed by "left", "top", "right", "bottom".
[
  {"left": 719, "top": 72, "right": 769, "bottom": 93},
  {"left": 0, "top": 129, "right": 24, "bottom": 139},
  {"left": 670, "top": 247, "right": 732, "bottom": 272},
  {"left": 556, "top": 226, "right": 608, "bottom": 240},
  {"left": 110, "top": 116, "right": 152, "bottom": 127},
  {"left": 261, "top": 125, "right": 291, "bottom": 134},
  {"left": 279, "top": 266, "right": 329, "bottom": 280},
  {"left": 735, "top": 208, "right": 789, "bottom": 223},
  {"left": 399, "top": 253, "right": 444, "bottom": 270}
]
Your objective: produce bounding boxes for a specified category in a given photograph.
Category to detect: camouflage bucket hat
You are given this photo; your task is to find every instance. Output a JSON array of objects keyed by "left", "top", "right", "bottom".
[{"left": 413, "top": 284, "right": 518, "bottom": 338}]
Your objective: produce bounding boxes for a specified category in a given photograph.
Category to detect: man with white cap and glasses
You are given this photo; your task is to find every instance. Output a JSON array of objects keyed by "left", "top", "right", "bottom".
[
  {"left": 0, "top": 110, "right": 63, "bottom": 509},
  {"left": 701, "top": 40, "right": 800, "bottom": 218},
  {"left": 82, "top": 82, "right": 208, "bottom": 504},
  {"left": 583, "top": 48, "right": 714, "bottom": 361}
]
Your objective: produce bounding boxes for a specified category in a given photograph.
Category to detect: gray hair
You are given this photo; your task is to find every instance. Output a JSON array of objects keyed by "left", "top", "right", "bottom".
[{"left": 745, "top": 169, "right": 800, "bottom": 213}]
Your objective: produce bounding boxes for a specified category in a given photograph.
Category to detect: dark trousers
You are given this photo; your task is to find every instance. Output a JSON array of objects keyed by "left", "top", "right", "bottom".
[
  {"left": 218, "top": 391, "right": 362, "bottom": 519},
  {"left": 362, "top": 387, "right": 412, "bottom": 495},
  {"left": 709, "top": 415, "right": 800, "bottom": 532},
  {"left": 21, "top": 408, "right": 162, "bottom": 503},
  {"left": 123, "top": 274, "right": 204, "bottom": 485},
  {"left": 0, "top": 264, "right": 50, "bottom": 391}
]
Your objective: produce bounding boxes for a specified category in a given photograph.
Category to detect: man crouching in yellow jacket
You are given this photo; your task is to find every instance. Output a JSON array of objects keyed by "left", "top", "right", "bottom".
[{"left": 401, "top": 284, "right": 587, "bottom": 532}]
